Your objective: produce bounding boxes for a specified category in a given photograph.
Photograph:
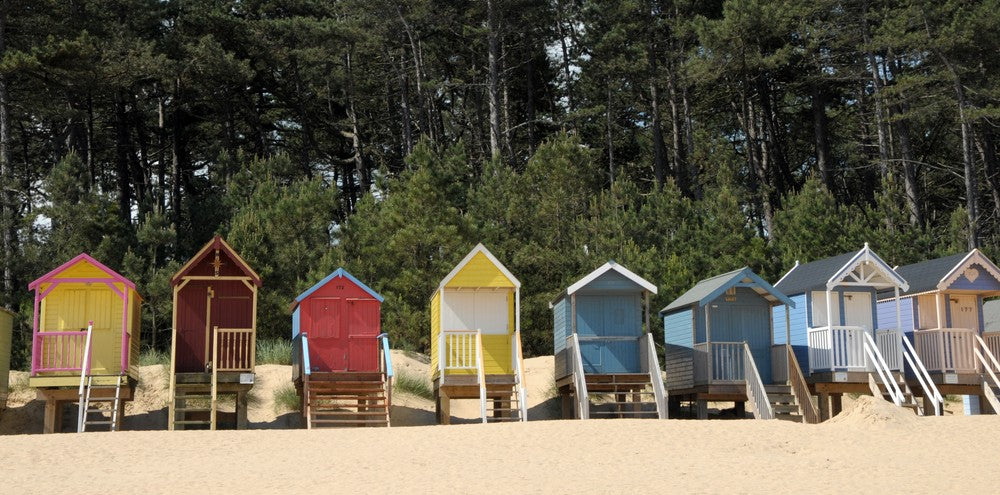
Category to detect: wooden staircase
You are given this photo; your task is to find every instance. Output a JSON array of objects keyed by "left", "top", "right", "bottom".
[
  {"left": 304, "top": 372, "right": 390, "bottom": 428},
  {"left": 483, "top": 379, "right": 524, "bottom": 423},
  {"left": 78, "top": 374, "right": 125, "bottom": 432},
  {"left": 766, "top": 384, "right": 810, "bottom": 422},
  {"left": 873, "top": 376, "right": 922, "bottom": 415},
  {"left": 171, "top": 385, "right": 215, "bottom": 429},
  {"left": 584, "top": 374, "right": 660, "bottom": 419}
]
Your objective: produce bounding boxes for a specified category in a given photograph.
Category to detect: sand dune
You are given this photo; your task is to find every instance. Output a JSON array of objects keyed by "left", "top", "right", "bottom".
[{"left": 2, "top": 353, "right": 996, "bottom": 493}]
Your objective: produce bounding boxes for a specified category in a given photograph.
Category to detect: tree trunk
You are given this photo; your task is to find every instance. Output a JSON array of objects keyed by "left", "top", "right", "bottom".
[
  {"left": 606, "top": 84, "right": 614, "bottom": 184},
  {"left": 861, "top": 1, "right": 890, "bottom": 181},
  {"left": 555, "top": 0, "right": 575, "bottom": 113},
  {"left": 157, "top": 94, "right": 166, "bottom": 212},
  {"left": 649, "top": 38, "right": 667, "bottom": 189},
  {"left": 976, "top": 125, "right": 1000, "bottom": 221},
  {"left": 398, "top": 45, "right": 413, "bottom": 157},
  {"left": 0, "top": 4, "right": 11, "bottom": 296},
  {"left": 895, "top": 114, "right": 922, "bottom": 227},
  {"left": 114, "top": 92, "right": 133, "bottom": 226},
  {"left": 171, "top": 78, "right": 184, "bottom": 236},
  {"left": 487, "top": 0, "right": 501, "bottom": 160},
  {"left": 811, "top": 85, "right": 833, "bottom": 190}
]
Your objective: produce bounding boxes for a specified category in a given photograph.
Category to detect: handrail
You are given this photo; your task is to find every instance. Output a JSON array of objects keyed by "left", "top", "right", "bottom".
[
  {"left": 742, "top": 342, "right": 773, "bottom": 420},
  {"left": 442, "top": 330, "right": 479, "bottom": 370},
  {"left": 213, "top": 327, "right": 254, "bottom": 372},
  {"left": 512, "top": 331, "right": 527, "bottom": 421},
  {"left": 900, "top": 332, "right": 943, "bottom": 415},
  {"left": 301, "top": 333, "right": 311, "bottom": 429},
  {"left": 862, "top": 332, "right": 902, "bottom": 406},
  {"left": 475, "top": 329, "right": 487, "bottom": 423},
  {"left": 378, "top": 333, "right": 393, "bottom": 410},
  {"left": 568, "top": 334, "right": 589, "bottom": 419},
  {"left": 974, "top": 334, "right": 1000, "bottom": 374},
  {"left": 785, "top": 344, "right": 818, "bottom": 424},
  {"left": 808, "top": 325, "right": 868, "bottom": 372},
  {"left": 211, "top": 326, "right": 219, "bottom": 430},
  {"left": 35, "top": 330, "right": 90, "bottom": 373},
  {"left": 76, "top": 322, "right": 94, "bottom": 432},
  {"left": 645, "top": 333, "right": 667, "bottom": 419},
  {"left": 973, "top": 334, "right": 1000, "bottom": 413}
]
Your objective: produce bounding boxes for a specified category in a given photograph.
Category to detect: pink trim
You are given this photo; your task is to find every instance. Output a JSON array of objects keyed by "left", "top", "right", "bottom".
[
  {"left": 104, "top": 281, "right": 124, "bottom": 300},
  {"left": 120, "top": 292, "right": 129, "bottom": 372},
  {"left": 31, "top": 288, "right": 40, "bottom": 374},
  {"left": 32, "top": 330, "right": 89, "bottom": 374},
  {"left": 37, "top": 283, "right": 59, "bottom": 301},
  {"left": 28, "top": 253, "right": 136, "bottom": 290}
]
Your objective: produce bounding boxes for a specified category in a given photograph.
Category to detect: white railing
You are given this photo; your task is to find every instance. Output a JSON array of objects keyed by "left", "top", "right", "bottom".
[
  {"left": 76, "top": 323, "right": 94, "bottom": 432},
  {"left": 694, "top": 342, "right": 745, "bottom": 383},
  {"left": 567, "top": 334, "right": 589, "bottom": 420},
  {"left": 899, "top": 332, "right": 944, "bottom": 416},
  {"left": 475, "top": 330, "right": 487, "bottom": 423},
  {"left": 862, "top": 332, "right": 903, "bottom": 406},
  {"left": 742, "top": 342, "right": 773, "bottom": 420},
  {"left": 914, "top": 328, "right": 978, "bottom": 373},
  {"left": 808, "top": 326, "right": 867, "bottom": 372},
  {"left": 984, "top": 332, "right": 1000, "bottom": 360},
  {"left": 974, "top": 334, "right": 1000, "bottom": 413},
  {"left": 876, "top": 328, "right": 904, "bottom": 371},
  {"left": 644, "top": 334, "right": 667, "bottom": 419},
  {"left": 512, "top": 332, "right": 528, "bottom": 421},
  {"left": 441, "top": 330, "right": 479, "bottom": 371}
]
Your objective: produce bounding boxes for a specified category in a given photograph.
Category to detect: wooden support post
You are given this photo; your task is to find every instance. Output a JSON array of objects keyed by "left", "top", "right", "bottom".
[
  {"left": 922, "top": 395, "right": 935, "bottom": 416},
  {"left": 43, "top": 398, "right": 61, "bottom": 434},
  {"left": 696, "top": 399, "right": 708, "bottom": 420},
  {"left": 236, "top": 390, "right": 248, "bottom": 430},
  {"left": 440, "top": 391, "right": 451, "bottom": 425},
  {"left": 632, "top": 391, "right": 641, "bottom": 414},
  {"left": 818, "top": 392, "right": 831, "bottom": 421},
  {"left": 734, "top": 401, "right": 746, "bottom": 418},
  {"left": 116, "top": 398, "right": 126, "bottom": 430},
  {"left": 669, "top": 395, "right": 681, "bottom": 418},
  {"left": 434, "top": 385, "right": 441, "bottom": 423},
  {"left": 493, "top": 397, "right": 503, "bottom": 419},
  {"left": 831, "top": 394, "right": 843, "bottom": 416},
  {"left": 560, "top": 389, "right": 572, "bottom": 419},
  {"left": 616, "top": 392, "right": 626, "bottom": 418},
  {"left": 979, "top": 394, "right": 995, "bottom": 415}
]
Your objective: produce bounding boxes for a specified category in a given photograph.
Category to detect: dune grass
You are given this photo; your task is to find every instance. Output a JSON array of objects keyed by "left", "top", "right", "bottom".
[
  {"left": 273, "top": 384, "right": 300, "bottom": 413},
  {"left": 256, "top": 339, "right": 292, "bottom": 365},
  {"left": 138, "top": 348, "right": 171, "bottom": 367},
  {"left": 393, "top": 370, "right": 434, "bottom": 400}
]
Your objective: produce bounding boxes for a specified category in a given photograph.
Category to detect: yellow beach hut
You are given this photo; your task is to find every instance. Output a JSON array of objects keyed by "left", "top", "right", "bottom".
[
  {"left": 27, "top": 253, "right": 142, "bottom": 433},
  {"left": 431, "top": 243, "right": 527, "bottom": 424},
  {"left": 0, "top": 307, "right": 13, "bottom": 415}
]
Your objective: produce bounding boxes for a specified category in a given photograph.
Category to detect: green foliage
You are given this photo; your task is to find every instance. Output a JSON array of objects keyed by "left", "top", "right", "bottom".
[
  {"left": 393, "top": 370, "right": 434, "bottom": 400},
  {"left": 273, "top": 384, "right": 301, "bottom": 413},
  {"left": 256, "top": 339, "right": 292, "bottom": 366},
  {"left": 138, "top": 348, "right": 170, "bottom": 367}
]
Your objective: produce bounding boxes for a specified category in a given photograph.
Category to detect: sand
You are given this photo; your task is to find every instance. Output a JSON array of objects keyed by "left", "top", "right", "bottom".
[{"left": 2, "top": 354, "right": 999, "bottom": 493}]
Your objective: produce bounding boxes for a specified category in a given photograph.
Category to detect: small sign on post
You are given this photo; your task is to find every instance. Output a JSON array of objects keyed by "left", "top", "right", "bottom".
[{"left": 239, "top": 373, "right": 254, "bottom": 385}]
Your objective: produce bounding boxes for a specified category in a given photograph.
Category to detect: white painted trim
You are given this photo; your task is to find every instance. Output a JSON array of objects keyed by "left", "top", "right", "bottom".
[
  {"left": 827, "top": 244, "right": 909, "bottom": 291},
  {"left": 566, "top": 261, "right": 657, "bottom": 295},
  {"left": 438, "top": 243, "right": 521, "bottom": 290},
  {"left": 938, "top": 249, "right": 1000, "bottom": 291},
  {"left": 774, "top": 260, "right": 799, "bottom": 287}
]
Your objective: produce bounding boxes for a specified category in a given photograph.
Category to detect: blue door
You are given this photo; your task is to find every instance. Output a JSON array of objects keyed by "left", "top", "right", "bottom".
[
  {"left": 576, "top": 295, "right": 641, "bottom": 373},
  {"left": 712, "top": 303, "right": 772, "bottom": 384}
]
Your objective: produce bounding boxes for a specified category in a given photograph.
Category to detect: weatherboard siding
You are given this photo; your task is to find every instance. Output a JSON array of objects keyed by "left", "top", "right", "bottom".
[
  {"left": 553, "top": 298, "right": 570, "bottom": 379},
  {"left": 877, "top": 297, "right": 915, "bottom": 334},
  {"left": 664, "top": 309, "right": 694, "bottom": 390},
  {"left": 947, "top": 265, "right": 1000, "bottom": 291}
]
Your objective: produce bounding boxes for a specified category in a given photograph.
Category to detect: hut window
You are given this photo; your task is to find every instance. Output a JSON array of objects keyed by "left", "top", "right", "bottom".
[{"left": 725, "top": 287, "right": 736, "bottom": 302}]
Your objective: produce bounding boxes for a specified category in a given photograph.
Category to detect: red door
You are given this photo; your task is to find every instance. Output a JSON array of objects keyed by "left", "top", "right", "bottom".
[
  {"left": 347, "top": 299, "right": 380, "bottom": 371},
  {"left": 309, "top": 298, "right": 347, "bottom": 371}
]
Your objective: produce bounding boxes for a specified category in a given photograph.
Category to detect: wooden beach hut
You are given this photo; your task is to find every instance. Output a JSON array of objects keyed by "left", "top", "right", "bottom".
[
  {"left": 0, "top": 307, "right": 14, "bottom": 415},
  {"left": 772, "top": 243, "right": 935, "bottom": 420},
  {"left": 27, "top": 254, "right": 142, "bottom": 433},
  {"left": 551, "top": 261, "right": 666, "bottom": 419},
  {"left": 876, "top": 249, "right": 1000, "bottom": 414},
  {"left": 168, "top": 236, "right": 261, "bottom": 430},
  {"left": 430, "top": 243, "right": 527, "bottom": 424},
  {"left": 291, "top": 268, "right": 393, "bottom": 428},
  {"left": 662, "top": 267, "right": 816, "bottom": 422}
]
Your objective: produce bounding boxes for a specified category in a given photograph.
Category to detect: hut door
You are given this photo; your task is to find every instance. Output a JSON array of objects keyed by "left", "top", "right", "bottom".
[
  {"left": 842, "top": 292, "right": 873, "bottom": 331},
  {"left": 576, "top": 296, "right": 604, "bottom": 372},
  {"left": 347, "top": 299, "right": 380, "bottom": 371},
  {"left": 949, "top": 295, "right": 978, "bottom": 330},
  {"left": 310, "top": 298, "right": 347, "bottom": 371}
]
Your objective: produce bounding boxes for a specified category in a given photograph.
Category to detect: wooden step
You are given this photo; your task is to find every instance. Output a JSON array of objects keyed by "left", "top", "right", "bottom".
[
  {"left": 774, "top": 413, "right": 803, "bottom": 422},
  {"left": 312, "top": 411, "right": 389, "bottom": 417},
  {"left": 771, "top": 404, "right": 799, "bottom": 414},
  {"left": 311, "top": 419, "right": 388, "bottom": 425}
]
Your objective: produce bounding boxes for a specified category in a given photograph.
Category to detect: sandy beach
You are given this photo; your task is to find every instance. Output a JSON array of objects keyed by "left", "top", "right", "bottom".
[{"left": 2, "top": 352, "right": 995, "bottom": 494}]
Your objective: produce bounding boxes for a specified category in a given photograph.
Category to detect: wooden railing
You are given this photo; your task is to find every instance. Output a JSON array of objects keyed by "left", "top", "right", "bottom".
[
  {"left": 694, "top": 342, "right": 745, "bottom": 384},
  {"left": 378, "top": 333, "right": 393, "bottom": 411},
  {"left": 876, "top": 328, "right": 904, "bottom": 371},
  {"left": 899, "top": 331, "right": 943, "bottom": 415},
  {"left": 913, "top": 328, "right": 978, "bottom": 373},
  {"left": 475, "top": 331, "right": 487, "bottom": 423},
  {"left": 76, "top": 324, "right": 94, "bottom": 432},
  {"left": 301, "top": 333, "right": 312, "bottom": 429},
  {"left": 862, "top": 331, "right": 903, "bottom": 406},
  {"left": 784, "top": 344, "right": 819, "bottom": 424},
  {"left": 981, "top": 332, "right": 1000, "bottom": 364},
  {"left": 974, "top": 334, "right": 1000, "bottom": 413},
  {"left": 212, "top": 327, "right": 254, "bottom": 372},
  {"left": 566, "top": 334, "right": 589, "bottom": 419},
  {"left": 807, "top": 326, "right": 867, "bottom": 372},
  {"left": 440, "top": 330, "right": 480, "bottom": 371},
  {"left": 512, "top": 332, "right": 527, "bottom": 421},
  {"left": 644, "top": 333, "right": 668, "bottom": 419},
  {"left": 33, "top": 330, "right": 91, "bottom": 373},
  {"left": 742, "top": 342, "right": 773, "bottom": 420}
]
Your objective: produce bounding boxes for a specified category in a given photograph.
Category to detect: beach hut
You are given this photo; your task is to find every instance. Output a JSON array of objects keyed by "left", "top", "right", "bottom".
[
  {"left": 551, "top": 261, "right": 665, "bottom": 419},
  {"left": 876, "top": 249, "right": 1000, "bottom": 414},
  {"left": 291, "top": 268, "right": 393, "bottom": 428},
  {"left": 661, "top": 267, "right": 816, "bottom": 422},
  {"left": 0, "top": 308, "right": 13, "bottom": 415},
  {"left": 430, "top": 243, "right": 527, "bottom": 424},
  {"left": 167, "top": 236, "right": 261, "bottom": 430},
  {"left": 773, "top": 243, "right": 929, "bottom": 420},
  {"left": 27, "top": 254, "right": 142, "bottom": 433}
]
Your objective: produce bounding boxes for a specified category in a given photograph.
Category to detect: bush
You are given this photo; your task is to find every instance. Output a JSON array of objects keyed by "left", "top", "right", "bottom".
[
  {"left": 257, "top": 339, "right": 292, "bottom": 365},
  {"left": 393, "top": 370, "right": 433, "bottom": 400},
  {"left": 273, "top": 384, "right": 300, "bottom": 413},
  {"left": 138, "top": 348, "right": 170, "bottom": 367}
]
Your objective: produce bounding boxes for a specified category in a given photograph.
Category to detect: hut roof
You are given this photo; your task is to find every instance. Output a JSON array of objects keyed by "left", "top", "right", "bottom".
[
  {"left": 550, "top": 261, "right": 656, "bottom": 307},
  {"left": 291, "top": 268, "right": 384, "bottom": 312},
  {"left": 774, "top": 244, "right": 907, "bottom": 295},
  {"left": 28, "top": 253, "right": 136, "bottom": 291},
  {"left": 661, "top": 267, "right": 793, "bottom": 314},
  {"left": 885, "top": 250, "right": 1000, "bottom": 298},
  {"left": 171, "top": 236, "right": 262, "bottom": 286},
  {"left": 437, "top": 243, "right": 520, "bottom": 290}
]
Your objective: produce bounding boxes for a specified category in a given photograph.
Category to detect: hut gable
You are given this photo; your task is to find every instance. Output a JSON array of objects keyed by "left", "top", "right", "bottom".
[
  {"left": 171, "top": 236, "right": 262, "bottom": 287},
  {"left": 440, "top": 244, "right": 519, "bottom": 289},
  {"left": 775, "top": 244, "right": 907, "bottom": 296},
  {"left": 29, "top": 253, "right": 136, "bottom": 291},
  {"left": 662, "top": 267, "right": 793, "bottom": 314}
]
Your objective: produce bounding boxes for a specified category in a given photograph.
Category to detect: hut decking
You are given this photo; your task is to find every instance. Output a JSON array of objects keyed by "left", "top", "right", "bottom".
[
  {"left": 551, "top": 261, "right": 666, "bottom": 419},
  {"left": 773, "top": 244, "right": 940, "bottom": 420},
  {"left": 430, "top": 244, "right": 527, "bottom": 424},
  {"left": 168, "top": 236, "right": 261, "bottom": 430},
  {"left": 663, "top": 267, "right": 817, "bottom": 422},
  {"left": 27, "top": 254, "right": 142, "bottom": 433},
  {"left": 876, "top": 249, "right": 1000, "bottom": 414},
  {"left": 291, "top": 268, "right": 393, "bottom": 428}
]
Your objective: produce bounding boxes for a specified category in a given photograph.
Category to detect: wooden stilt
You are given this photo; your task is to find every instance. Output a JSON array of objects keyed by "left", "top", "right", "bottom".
[
  {"left": 236, "top": 390, "right": 248, "bottom": 429},
  {"left": 43, "top": 398, "right": 61, "bottom": 434},
  {"left": 831, "top": 394, "right": 843, "bottom": 416},
  {"left": 560, "top": 390, "right": 572, "bottom": 419},
  {"left": 734, "top": 401, "right": 745, "bottom": 418},
  {"left": 440, "top": 390, "right": 451, "bottom": 425},
  {"left": 818, "top": 392, "right": 830, "bottom": 421},
  {"left": 696, "top": 399, "right": 708, "bottom": 420}
]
